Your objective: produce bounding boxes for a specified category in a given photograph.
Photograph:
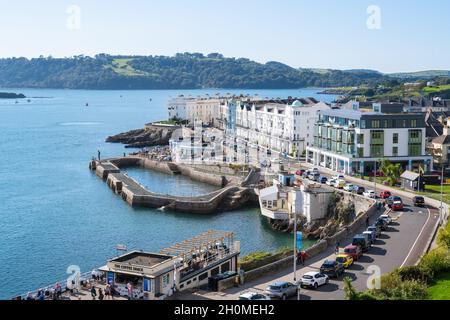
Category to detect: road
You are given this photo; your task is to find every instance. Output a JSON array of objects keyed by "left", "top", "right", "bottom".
[{"left": 177, "top": 164, "right": 440, "bottom": 301}]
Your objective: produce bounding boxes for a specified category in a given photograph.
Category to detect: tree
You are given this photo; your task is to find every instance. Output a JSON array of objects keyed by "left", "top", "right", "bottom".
[
  {"left": 379, "top": 159, "right": 403, "bottom": 186},
  {"left": 343, "top": 277, "right": 358, "bottom": 300}
]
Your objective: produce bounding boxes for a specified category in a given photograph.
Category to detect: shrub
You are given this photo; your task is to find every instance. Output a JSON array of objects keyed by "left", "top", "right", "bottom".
[
  {"left": 418, "top": 247, "right": 450, "bottom": 276},
  {"left": 396, "top": 266, "right": 434, "bottom": 284},
  {"left": 437, "top": 221, "right": 450, "bottom": 248},
  {"left": 375, "top": 272, "right": 428, "bottom": 300}
]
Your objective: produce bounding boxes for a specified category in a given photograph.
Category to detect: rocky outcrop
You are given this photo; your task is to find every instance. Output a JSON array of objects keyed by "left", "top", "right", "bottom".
[
  {"left": 0, "top": 92, "right": 26, "bottom": 99},
  {"left": 106, "top": 124, "right": 179, "bottom": 148}
]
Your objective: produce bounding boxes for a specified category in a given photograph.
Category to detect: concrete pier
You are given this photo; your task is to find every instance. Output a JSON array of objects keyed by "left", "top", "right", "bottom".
[{"left": 91, "top": 157, "right": 259, "bottom": 214}]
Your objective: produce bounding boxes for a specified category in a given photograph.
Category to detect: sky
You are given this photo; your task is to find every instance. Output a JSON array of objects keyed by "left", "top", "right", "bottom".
[{"left": 0, "top": 0, "right": 449, "bottom": 73}]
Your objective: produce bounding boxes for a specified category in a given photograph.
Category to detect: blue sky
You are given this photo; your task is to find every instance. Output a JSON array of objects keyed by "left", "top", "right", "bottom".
[{"left": 1, "top": 0, "right": 449, "bottom": 73}]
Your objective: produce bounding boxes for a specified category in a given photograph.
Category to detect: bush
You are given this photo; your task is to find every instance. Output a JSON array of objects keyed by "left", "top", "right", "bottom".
[
  {"left": 418, "top": 247, "right": 450, "bottom": 276},
  {"left": 396, "top": 266, "right": 434, "bottom": 284},
  {"left": 374, "top": 272, "right": 428, "bottom": 300},
  {"left": 437, "top": 221, "right": 450, "bottom": 248}
]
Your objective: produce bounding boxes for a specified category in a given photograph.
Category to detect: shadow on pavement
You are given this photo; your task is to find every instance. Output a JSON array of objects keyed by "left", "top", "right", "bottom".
[
  {"left": 348, "top": 264, "right": 364, "bottom": 271},
  {"left": 358, "top": 256, "right": 375, "bottom": 263},
  {"left": 368, "top": 247, "right": 387, "bottom": 256}
]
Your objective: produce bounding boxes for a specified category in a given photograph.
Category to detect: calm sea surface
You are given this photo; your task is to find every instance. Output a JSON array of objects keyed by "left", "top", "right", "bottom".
[{"left": 0, "top": 88, "right": 336, "bottom": 299}]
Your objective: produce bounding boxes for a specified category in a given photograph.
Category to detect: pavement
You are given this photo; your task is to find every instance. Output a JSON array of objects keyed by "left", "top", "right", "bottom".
[{"left": 175, "top": 163, "right": 440, "bottom": 301}]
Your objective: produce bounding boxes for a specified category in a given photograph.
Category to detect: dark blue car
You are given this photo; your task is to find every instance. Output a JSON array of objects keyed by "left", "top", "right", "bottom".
[{"left": 319, "top": 176, "right": 328, "bottom": 184}]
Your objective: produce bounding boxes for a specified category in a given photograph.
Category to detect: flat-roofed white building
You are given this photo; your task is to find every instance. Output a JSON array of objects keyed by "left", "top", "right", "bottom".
[{"left": 235, "top": 98, "right": 330, "bottom": 158}]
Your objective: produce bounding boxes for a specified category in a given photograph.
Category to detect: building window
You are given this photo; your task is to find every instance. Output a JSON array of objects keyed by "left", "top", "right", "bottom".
[
  {"left": 162, "top": 274, "right": 170, "bottom": 288},
  {"left": 199, "top": 273, "right": 208, "bottom": 281},
  {"left": 411, "top": 120, "right": 417, "bottom": 128},
  {"left": 372, "top": 120, "right": 380, "bottom": 128},
  {"left": 393, "top": 133, "right": 399, "bottom": 144},
  {"left": 409, "top": 144, "right": 422, "bottom": 156},
  {"left": 357, "top": 148, "right": 364, "bottom": 158},
  {"left": 357, "top": 134, "right": 364, "bottom": 144},
  {"left": 393, "top": 147, "right": 398, "bottom": 156}
]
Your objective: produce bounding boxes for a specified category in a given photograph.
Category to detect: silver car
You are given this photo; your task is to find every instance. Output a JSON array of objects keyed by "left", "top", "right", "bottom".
[{"left": 264, "top": 281, "right": 298, "bottom": 300}]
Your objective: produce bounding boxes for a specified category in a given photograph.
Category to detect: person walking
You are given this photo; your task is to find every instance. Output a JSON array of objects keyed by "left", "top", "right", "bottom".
[
  {"left": 98, "top": 288, "right": 104, "bottom": 301},
  {"left": 104, "top": 284, "right": 111, "bottom": 300},
  {"left": 335, "top": 241, "right": 340, "bottom": 255},
  {"left": 90, "top": 286, "right": 97, "bottom": 300}
]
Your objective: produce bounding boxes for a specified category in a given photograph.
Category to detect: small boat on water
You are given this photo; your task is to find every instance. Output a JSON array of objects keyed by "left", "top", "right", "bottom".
[{"left": 85, "top": 103, "right": 89, "bottom": 107}]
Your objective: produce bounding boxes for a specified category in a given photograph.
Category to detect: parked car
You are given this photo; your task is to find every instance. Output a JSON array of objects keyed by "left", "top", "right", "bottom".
[
  {"left": 387, "top": 196, "right": 402, "bottom": 208},
  {"left": 312, "top": 168, "right": 320, "bottom": 174},
  {"left": 379, "top": 214, "right": 393, "bottom": 225},
  {"left": 265, "top": 282, "right": 298, "bottom": 300},
  {"left": 344, "top": 245, "right": 362, "bottom": 261},
  {"left": 363, "top": 190, "right": 376, "bottom": 199},
  {"left": 344, "top": 184, "right": 355, "bottom": 192},
  {"left": 320, "top": 260, "right": 345, "bottom": 278},
  {"left": 375, "top": 217, "right": 389, "bottom": 231},
  {"left": 352, "top": 234, "right": 371, "bottom": 252},
  {"left": 308, "top": 172, "right": 321, "bottom": 181},
  {"left": 238, "top": 292, "right": 270, "bottom": 301},
  {"left": 319, "top": 176, "right": 328, "bottom": 184},
  {"left": 326, "top": 179, "right": 337, "bottom": 187},
  {"left": 380, "top": 190, "right": 392, "bottom": 199},
  {"left": 334, "top": 179, "right": 346, "bottom": 189},
  {"left": 300, "top": 272, "right": 329, "bottom": 289},
  {"left": 363, "top": 230, "right": 376, "bottom": 245},
  {"left": 335, "top": 254, "right": 354, "bottom": 269},
  {"left": 295, "top": 169, "right": 306, "bottom": 176},
  {"left": 413, "top": 196, "right": 425, "bottom": 207},
  {"left": 302, "top": 170, "right": 312, "bottom": 178},
  {"left": 333, "top": 174, "right": 345, "bottom": 180},
  {"left": 367, "top": 225, "right": 381, "bottom": 238},
  {"left": 353, "top": 186, "right": 365, "bottom": 195},
  {"left": 392, "top": 200, "right": 404, "bottom": 211}
]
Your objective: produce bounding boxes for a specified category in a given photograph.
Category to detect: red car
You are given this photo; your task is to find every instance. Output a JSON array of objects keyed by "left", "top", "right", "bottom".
[
  {"left": 380, "top": 190, "right": 392, "bottom": 199},
  {"left": 392, "top": 201, "right": 404, "bottom": 211},
  {"left": 296, "top": 169, "right": 306, "bottom": 176},
  {"left": 344, "top": 245, "right": 362, "bottom": 261}
]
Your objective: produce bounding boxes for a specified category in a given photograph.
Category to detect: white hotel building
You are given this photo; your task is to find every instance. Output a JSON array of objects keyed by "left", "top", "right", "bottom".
[
  {"left": 233, "top": 98, "right": 330, "bottom": 157},
  {"left": 168, "top": 95, "right": 331, "bottom": 160}
]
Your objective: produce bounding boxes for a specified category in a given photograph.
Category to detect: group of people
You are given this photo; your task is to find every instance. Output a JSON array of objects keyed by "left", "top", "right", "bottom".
[
  {"left": 25, "top": 283, "right": 63, "bottom": 301},
  {"left": 90, "top": 284, "right": 114, "bottom": 300}
]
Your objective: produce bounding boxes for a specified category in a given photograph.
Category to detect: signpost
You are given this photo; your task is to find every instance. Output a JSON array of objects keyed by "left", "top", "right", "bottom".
[{"left": 294, "top": 229, "right": 303, "bottom": 301}]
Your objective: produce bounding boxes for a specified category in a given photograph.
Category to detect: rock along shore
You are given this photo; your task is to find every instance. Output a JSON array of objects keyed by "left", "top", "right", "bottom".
[{"left": 106, "top": 123, "right": 179, "bottom": 148}]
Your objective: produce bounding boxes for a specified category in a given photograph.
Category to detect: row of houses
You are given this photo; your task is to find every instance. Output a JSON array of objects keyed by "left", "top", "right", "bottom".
[{"left": 167, "top": 95, "right": 450, "bottom": 173}]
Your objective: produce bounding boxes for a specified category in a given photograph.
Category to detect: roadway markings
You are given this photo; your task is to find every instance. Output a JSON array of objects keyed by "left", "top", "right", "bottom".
[{"left": 400, "top": 207, "right": 431, "bottom": 268}]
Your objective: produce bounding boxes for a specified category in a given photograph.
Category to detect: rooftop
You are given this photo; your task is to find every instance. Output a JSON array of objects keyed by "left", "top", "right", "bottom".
[{"left": 111, "top": 252, "right": 174, "bottom": 268}]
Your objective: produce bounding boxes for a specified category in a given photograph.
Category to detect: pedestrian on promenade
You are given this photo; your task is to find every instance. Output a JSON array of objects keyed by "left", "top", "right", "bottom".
[
  {"left": 98, "top": 150, "right": 101, "bottom": 161},
  {"left": 104, "top": 284, "right": 111, "bottom": 300},
  {"left": 335, "top": 242, "right": 340, "bottom": 255},
  {"left": 91, "top": 286, "right": 97, "bottom": 300},
  {"left": 98, "top": 288, "right": 104, "bottom": 301},
  {"left": 55, "top": 283, "right": 62, "bottom": 300}
]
